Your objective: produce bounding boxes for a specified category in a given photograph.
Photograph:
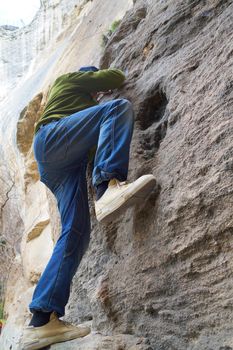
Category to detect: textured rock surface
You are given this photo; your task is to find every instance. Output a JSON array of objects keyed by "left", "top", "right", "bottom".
[
  {"left": 1, "top": 0, "right": 233, "bottom": 349},
  {"left": 65, "top": 1, "right": 233, "bottom": 349},
  {"left": 51, "top": 333, "right": 152, "bottom": 350}
]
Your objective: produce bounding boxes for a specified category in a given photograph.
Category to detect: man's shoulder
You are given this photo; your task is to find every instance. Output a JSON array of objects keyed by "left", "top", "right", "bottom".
[{"left": 53, "top": 72, "right": 82, "bottom": 85}]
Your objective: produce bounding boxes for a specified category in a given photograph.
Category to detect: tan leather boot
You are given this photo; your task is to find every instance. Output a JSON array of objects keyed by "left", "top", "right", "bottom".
[
  {"left": 95, "top": 174, "right": 156, "bottom": 223},
  {"left": 21, "top": 312, "right": 90, "bottom": 350}
]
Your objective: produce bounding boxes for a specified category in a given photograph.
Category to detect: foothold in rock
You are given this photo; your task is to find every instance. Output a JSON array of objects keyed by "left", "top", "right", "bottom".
[{"left": 138, "top": 89, "right": 168, "bottom": 130}]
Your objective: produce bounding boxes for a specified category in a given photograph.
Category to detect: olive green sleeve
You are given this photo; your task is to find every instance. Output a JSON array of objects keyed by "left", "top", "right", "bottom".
[{"left": 69, "top": 69, "right": 126, "bottom": 92}]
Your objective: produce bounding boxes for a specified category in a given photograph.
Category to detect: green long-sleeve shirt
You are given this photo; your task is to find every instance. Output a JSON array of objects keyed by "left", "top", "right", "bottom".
[{"left": 34, "top": 68, "right": 125, "bottom": 133}]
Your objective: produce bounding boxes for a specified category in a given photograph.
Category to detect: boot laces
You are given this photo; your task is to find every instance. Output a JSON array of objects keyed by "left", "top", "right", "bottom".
[
  {"left": 116, "top": 180, "right": 128, "bottom": 188},
  {"left": 58, "top": 318, "right": 73, "bottom": 328}
]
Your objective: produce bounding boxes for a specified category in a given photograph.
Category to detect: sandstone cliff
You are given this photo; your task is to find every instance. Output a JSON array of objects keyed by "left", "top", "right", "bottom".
[{"left": 0, "top": 0, "right": 233, "bottom": 349}]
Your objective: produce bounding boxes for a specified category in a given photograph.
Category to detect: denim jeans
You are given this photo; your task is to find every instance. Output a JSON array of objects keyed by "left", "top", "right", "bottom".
[{"left": 29, "top": 99, "right": 134, "bottom": 317}]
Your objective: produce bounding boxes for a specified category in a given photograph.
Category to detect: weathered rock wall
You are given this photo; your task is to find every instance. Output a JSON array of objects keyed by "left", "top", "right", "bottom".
[
  {"left": 1, "top": 0, "right": 233, "bottom": 349},
  {"left": 64, "top": 1, "right": 233, "bottom": 349}
]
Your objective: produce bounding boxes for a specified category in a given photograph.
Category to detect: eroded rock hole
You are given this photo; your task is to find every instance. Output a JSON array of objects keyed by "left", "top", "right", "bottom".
[
  {"left": 138, "top": 90, "right": 168, "bottom": 130},
  {"left": 137, "top": 90, "right": 168, "bottom": 158}
]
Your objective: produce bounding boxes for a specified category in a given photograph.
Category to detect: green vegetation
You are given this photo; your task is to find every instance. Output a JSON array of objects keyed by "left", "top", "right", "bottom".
[
  {"left": 110, "top": 20, "right": 121, "bottom": 33},
  {"left": 0, "top": 280, "right": 6, "bottom": 322},
  {"left": 0, "top": 302, "right": 4, "bottom": 319},
  {"left": 101, "top": 19, "right": 122, "bottom": 48}
]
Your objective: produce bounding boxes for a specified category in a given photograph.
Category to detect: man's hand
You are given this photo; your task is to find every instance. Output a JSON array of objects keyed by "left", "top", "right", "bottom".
[{"left": 96, "top": 90, "right": 113, "bottom": 102}]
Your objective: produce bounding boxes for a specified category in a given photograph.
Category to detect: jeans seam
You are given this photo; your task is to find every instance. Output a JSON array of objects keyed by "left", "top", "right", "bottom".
[
  {"left": 46, "top": 167, "right": 85, "bottom": 308},
  {"left": 102, "top": 102, "right": 117, "bottom": 173},
  {"left": 46, "top": 235, "right": 70, "bottom": 309}
]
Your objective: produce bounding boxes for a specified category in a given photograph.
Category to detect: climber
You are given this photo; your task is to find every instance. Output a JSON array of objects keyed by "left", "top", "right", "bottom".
[{"left": 21, "top": 66, "right": 156, "bottom": 349}]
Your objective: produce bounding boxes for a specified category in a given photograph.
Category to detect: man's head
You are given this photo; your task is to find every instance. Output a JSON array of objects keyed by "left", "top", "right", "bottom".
[
  {"left": 79, "top": 66, "right": 100, "bottom": 100},
  {"left": 79, "top": 66, "right": 99, "bottom": 72}
]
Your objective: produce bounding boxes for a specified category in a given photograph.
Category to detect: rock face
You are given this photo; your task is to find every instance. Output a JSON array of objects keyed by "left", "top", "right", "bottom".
[{"left": 1, "top": 0, "right": 233, "bottom": 349}]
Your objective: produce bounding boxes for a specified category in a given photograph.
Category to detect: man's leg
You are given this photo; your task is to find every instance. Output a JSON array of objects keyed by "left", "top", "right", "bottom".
[
  {"left": 22, "top": 161, "right": 91, "bottom": 349},
  {"left": 29, "top": 161, "right": 90, "bottom": 318},
  {"left": 34, "top": 98, "right": 134, "bottom": 185},
  {"left": 29, "top": 98, "right": 134, "bottom": 318}
]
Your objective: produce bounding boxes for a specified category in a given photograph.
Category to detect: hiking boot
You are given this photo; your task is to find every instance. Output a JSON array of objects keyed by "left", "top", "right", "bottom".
[
  {"left": 95, "top": 174, "right": 156, "bottom": 223},
  {"left": 21, "top": 312, "right": 90, "bottom": 350}
]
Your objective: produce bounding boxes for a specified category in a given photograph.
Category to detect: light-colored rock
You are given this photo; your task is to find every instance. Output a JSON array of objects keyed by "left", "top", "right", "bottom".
[
  {"left": 26, "top": 219, "right": 50, "bottom": 242},
  {"left": 1, "top": 255, "right": 34, "bottom": 350},
  {"left": 16, "top": 92, "right": 44, "bottom": 187},
  {"left": 19, "top": 180, "right": 53, "bottom": 283},
  {"left": 24, "top": 224, "right": 53, "bottom": 283}
]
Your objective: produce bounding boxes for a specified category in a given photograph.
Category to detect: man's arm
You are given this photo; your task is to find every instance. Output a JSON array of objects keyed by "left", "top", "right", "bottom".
[{"left": 68, "top": 69, "right": 125, "bottom": 92}]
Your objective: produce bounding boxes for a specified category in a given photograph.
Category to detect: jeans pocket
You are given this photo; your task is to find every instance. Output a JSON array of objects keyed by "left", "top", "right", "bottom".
[
  {"left": 44, "top": 122, "right": 69, "bottom": 162},
  {"left": 33, "top": 121, "right": 68, "bottom": 163}
]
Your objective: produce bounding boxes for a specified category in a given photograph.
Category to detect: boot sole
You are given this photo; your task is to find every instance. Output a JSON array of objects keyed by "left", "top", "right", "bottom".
[
  {"left": 22, "top": 328, "right": 90, "bottom": 350},
  {"left": 96, "top": 175, "right": 156, "bottom": 224}
]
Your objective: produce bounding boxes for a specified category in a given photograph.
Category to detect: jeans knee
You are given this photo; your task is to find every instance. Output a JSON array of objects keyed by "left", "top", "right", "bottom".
[
  {"left": 116, "top": 98, "right": 134, "bottom": 121},
  {"left": 117, "top": 98, "right": 132, "bottom": 110}
]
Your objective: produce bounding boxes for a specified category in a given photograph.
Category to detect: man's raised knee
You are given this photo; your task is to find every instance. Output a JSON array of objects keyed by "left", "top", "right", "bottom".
[
  {"left": 116, "top": 98, "right": 132, "bottom": 109},
  {"left": 114, "top": 99, "right": 134, "bottom": 118}
]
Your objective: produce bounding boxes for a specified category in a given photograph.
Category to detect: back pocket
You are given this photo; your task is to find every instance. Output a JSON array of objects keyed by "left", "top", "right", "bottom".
[{"left": 44, "top": 122, "right": 68, "bottom": 163}]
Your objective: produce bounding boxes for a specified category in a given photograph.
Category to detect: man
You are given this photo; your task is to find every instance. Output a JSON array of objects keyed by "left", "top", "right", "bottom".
[{"left": 21, "top": 66, "right": 156, "bottom": 349}]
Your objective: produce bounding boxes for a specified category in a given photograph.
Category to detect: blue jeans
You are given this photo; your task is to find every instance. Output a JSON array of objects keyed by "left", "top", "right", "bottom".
[{"left": 29, "top": 99, "right": 134, "bottom": 317}]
